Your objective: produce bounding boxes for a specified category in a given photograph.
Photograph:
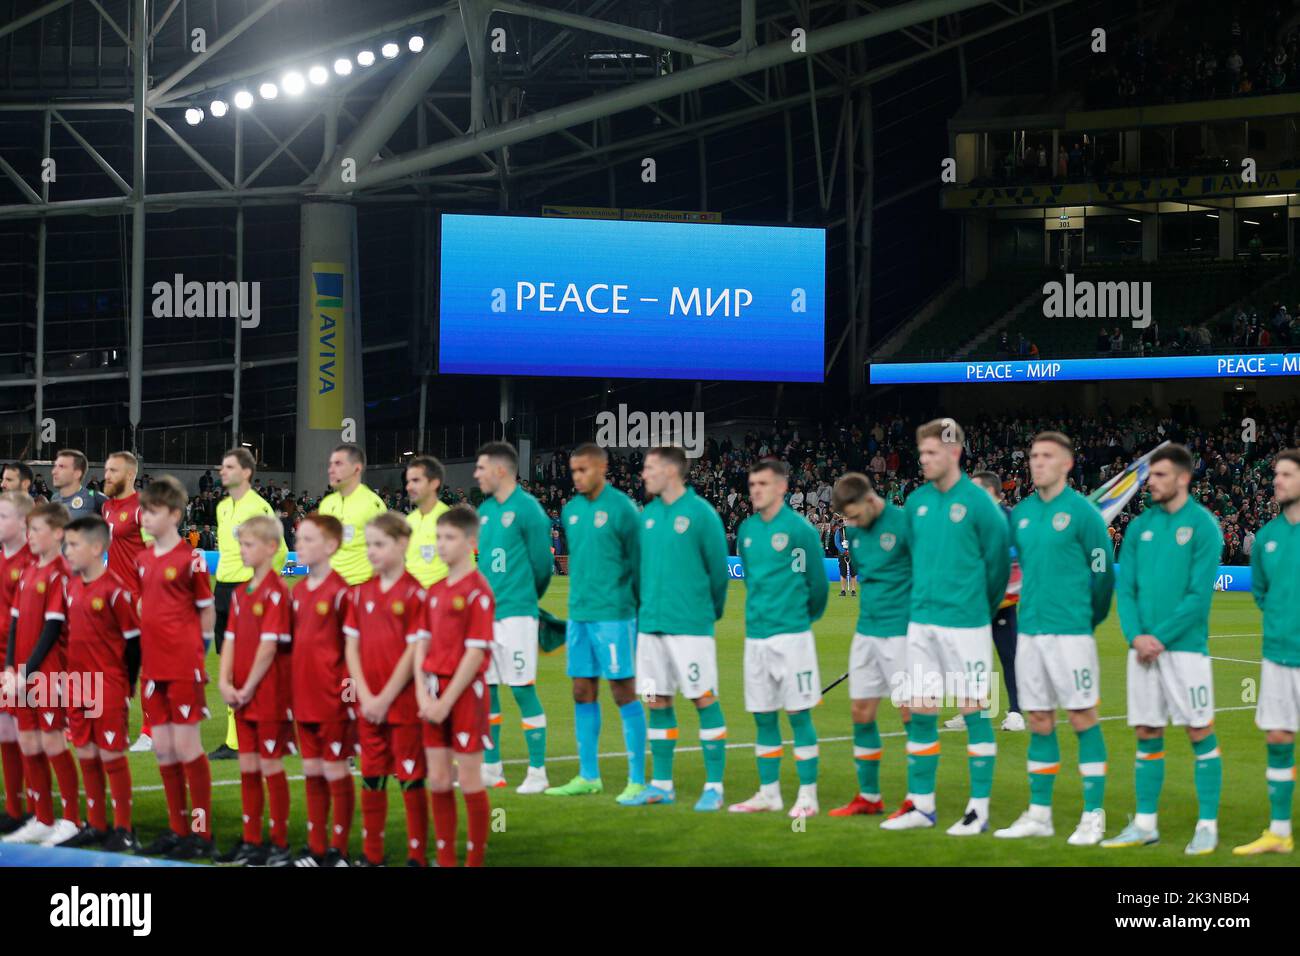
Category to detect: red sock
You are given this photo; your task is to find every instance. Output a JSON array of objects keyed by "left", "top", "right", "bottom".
[
  {"left": 1, "top": 741, "right": 25, "bottom": 818},
  {"left": 240, "top": 771, "right": 263, "bottom": 844},
  {"left": 430, "top": 789, "right": 458, "bottom": 867},
  {"left": 103, "top": 756, "right": 132, "bottom": 830},
  {"left": 182, "top": 755, "right": 212, "bottom": 841},
  {"left": 266, "top": 770, "right": 290, "bottom": 848},
  {"left": 48, "top": 750, "right": 80, "bottom": 824},
  {"left": 402, "top": 786, "right": 428, "bottom": 864},
  {"left": 158, "top": 762, "right": 188, "bottom": 835},
  {"left": 360, "top": 788, "right": 387, "bottom": 864},
  {"left": 328, "top": 775, "right": 355, "bottom": 852},
  {"left": 464, "top": 790, "right": 489, "bottom": 867},
  {"left": 304, "top": 775, "right": 328, "bottom": 855},
  {"left": 77, "top": 756, "right": 107, "bottom": 830},
  {"left": 22, "top": 752, "right": 53, "bottom": 825}
]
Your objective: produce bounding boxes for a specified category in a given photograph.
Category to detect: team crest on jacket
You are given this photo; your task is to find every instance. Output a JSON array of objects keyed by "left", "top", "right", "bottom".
[
  {"left": 341, "top": 525, "right": 355, "bottom": 543},
  {"left": 1018, "top": 517, "right": 1030, "bottom": 529},
  {"left": 91, "top": 597, "right": 105, "bottom": 611},
  {"left": 420, "top": 545, "right": 436, "bottom": 563},
  {"left": 72, "top": 496, "right": 83, "bottom": 510},
  {"left": 501, "top": 511, "right": 515, "bottom": 528},
  {"left": 879, "top": 532, "right": 896, "bottom": 551},
  {"left": 1141, "top": 530, "right": 1154, "bottom": 541},
  {"left": 8, "top": 569, "right": 17, "bottom": 581},
  {"left": 253, "top": 602, "right": 264, "bottom": 616},
  {"left": 673, "top": 516, "right": 690, "bottom": 534},
  {"left": 452, "top": 595, "right": 466, "bottom": 610},
  {"left": 916, "top": 505, "right": 928, "bottom": 517},
  {"left": 315, "top": 600, "right": 329, "bottom": 615},
  {"left": 391, "top": 600, "right": 406, "bottom": 615},
  {"left": 36, "top": 581, "right": 46, "bottom": 594},
  {"left": 119, "top": 511, "right": 128, "bottom": 522},
  {"left": 1266, "top": 540, "right": 1278, "bottom": 553},
  {"left": 1052, "top": 512, "right": 1071, "bottom": 531},
  {"left": 949, "top": 503, "right": 967, "bottom": 522},
  {"left": 771, "top": 532, "right": 789, "bottom": 552},
  {"left": 568, "top": 515, "right": 578, "bottom": 525},
  {"left": 594, "top": 510, "right": 608, "bottom": 528},
  {"left": 480, "top": 515, "right": 489, "bottom": 525},
  {"left": 743, "top": 537, "right": 752, "bottom": 548},
  {"left": 1176, "top": 526, "right": 1193, "bottom": 546},
  {"left": 645, "top": 518, "right": 654, "bottom": 529},
  {"left": 164, "top": 566, "right": 178, "bottom": 581}
]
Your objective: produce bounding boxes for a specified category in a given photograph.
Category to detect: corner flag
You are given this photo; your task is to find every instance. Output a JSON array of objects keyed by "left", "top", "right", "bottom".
[{"left": 1087, "top": 440, "right": 1170, "bottom": 524}]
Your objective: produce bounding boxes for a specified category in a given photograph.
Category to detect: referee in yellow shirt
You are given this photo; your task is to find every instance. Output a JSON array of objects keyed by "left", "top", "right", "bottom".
[
  {"left": 404, "top": 455, "right": 455, "bottom": 587},
  {"left": 209, "top": 447, "right": 288, "bottom": 760},
  {"left": 318, "top": 444, "right": 387, "bottom": 585}
]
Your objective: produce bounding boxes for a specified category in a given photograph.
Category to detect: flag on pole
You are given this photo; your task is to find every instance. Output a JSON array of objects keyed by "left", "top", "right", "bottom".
[{"left": 1087, "top": 440, "right": 1170, "bottom": 525}]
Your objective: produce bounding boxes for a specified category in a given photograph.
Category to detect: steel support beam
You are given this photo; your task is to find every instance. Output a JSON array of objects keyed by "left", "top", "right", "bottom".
[
  {"left": 0, "top": 0, "right": 73, "bottom": 42},
  {"left": 149, "top": 0, "right": 287, "bottom": 104},
  {"left": 356, "top": 0, "right": 993, "bottom": 189},
  {"left": 493, "top": 0, "right": 732, "bottom": 62},
  {"left": 129, "top": 0, "right": 147, "bottom": 444},
  {"left": 51, "top": 110, "right": 131, "bottom": 194}
]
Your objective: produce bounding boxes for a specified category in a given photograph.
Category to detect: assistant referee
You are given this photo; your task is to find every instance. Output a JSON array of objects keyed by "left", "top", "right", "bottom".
[
  {"left": 208, "top": 446, "right": 288, "bottom": 760},
  {"left": 404, "top": 455, "right": 452, "bottom": 587},
  {"left": 318, "top": 444, "right": 387, "bottom": 585}
]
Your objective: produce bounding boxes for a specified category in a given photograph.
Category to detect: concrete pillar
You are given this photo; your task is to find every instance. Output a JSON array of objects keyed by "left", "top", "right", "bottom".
[
  {"left": 1219, "top": 208, "right": 1235, "bottom": 260},
  {"left": 1142, "top": 215, "right": 1158, "bottom": 262},
  {"left": 295, "top": 201, "right": 366, "bottom": 485}
]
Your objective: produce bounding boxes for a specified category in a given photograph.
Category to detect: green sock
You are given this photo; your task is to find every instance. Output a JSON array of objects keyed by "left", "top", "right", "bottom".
[
  {"left": 906, "top": 713, "right": 940, "bottom": 805},
  {"left": 1027, "top": 728, "right": 1060, "bottom": 808},
  {"left": 697, "top": 700, "right": 727, "bottom": 786},
  {"left": 789, "top": 708, "right": 818, "bottom": 786},
  {"left": 511, "top": 684, "right": 547, "bottom": 769},
  {"left": 1076, "top": 724, "right": 1107, "bottom": 812},
  {"left": 853, "top": 721, "right": 882, "bottom": 797},
  {"left": 485, "top": 684, "right": 502, "bottom": 764},
  {"left": 754, "top": 711, "right": 782, "bottom": 785},
  {"left": 1135, "top": 736, "right": 1165, "bottom": 815},
  {"left": 648, "top": 706, "right": 678, "bottom": 785},
  {"left": 1267, "top": 741, "right": 1295, "bottom": 824},
  {"left": 964, "top": 712, "right": 996, "bottom": 800},
  {"left": 1192, "top": 733, "right": 1222, "bottom": 821}
]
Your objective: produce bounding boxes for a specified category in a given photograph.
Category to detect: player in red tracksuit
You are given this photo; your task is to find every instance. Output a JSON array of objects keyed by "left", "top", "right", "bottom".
[
  {"left": 0, "top": 491, "right": 35, "bottom": 833},
  {"left": 217, "top": 514, "right": 293, "bottom": 867},
  {"left": 62, "top": 514, "right": 141, "bottom": 853},
  {"left": 342, "top": 511, "right": 428, "bottom": 867},
  {"left": 1, "top": 503, "right": 80, "bottom": 847},
  {"left": 289, "top": 513, "right": 355, "bottom": 867},
  {"left": 414, "top": 504, "right": 494, "bottom": 867},
  {"left": 135, "top": 476, "right": 216, "bottom": 861}
]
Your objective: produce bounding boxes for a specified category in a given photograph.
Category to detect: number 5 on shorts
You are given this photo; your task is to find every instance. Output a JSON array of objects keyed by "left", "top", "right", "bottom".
[{"left": 513, "top": 650, "right": 526, "bottom": 673}]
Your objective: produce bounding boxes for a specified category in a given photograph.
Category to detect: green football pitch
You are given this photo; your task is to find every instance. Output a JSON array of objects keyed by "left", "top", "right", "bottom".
[{"left": 113, "top": 581, "right": 1287, "bottom": 866}]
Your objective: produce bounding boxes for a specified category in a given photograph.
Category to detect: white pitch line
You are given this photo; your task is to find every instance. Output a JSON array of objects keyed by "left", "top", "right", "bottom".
[
  {"left": 129, "top": 704, "right": 1259, "bottom": 794},
  {"left": 1211, "top": 656, "right": 1262, "bottom": 665}
]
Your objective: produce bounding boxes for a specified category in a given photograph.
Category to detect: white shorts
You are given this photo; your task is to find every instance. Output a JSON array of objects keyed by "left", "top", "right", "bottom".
[
  {"left": 1016, "top": 634, "right": 1100, "bottom": 712},
  {"left": 743, "top": 632, "right": 821, "bottom": 713},
  {"left": 1256, "top": 659, "right": 1300, "bottom": 733},
  {"left": 635, "top": 633, "right": 717, "bottom": 701},
  {"left": 904, "top": 622, "right": 994, "bottom": 707},
  {"left": 1126, "top": 648, "right": 1214, "bottom": 728},
  {"left": 486, "top": 616, "right": 539, "bottom": 687},
  {"left": 848, "top": 633, "right": 908, "bottom": 701}
]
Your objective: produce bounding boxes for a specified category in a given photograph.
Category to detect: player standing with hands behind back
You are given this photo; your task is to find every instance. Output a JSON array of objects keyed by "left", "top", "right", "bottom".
[{"left": 881, "top": 419, "right": 1009, "bottom": 836}]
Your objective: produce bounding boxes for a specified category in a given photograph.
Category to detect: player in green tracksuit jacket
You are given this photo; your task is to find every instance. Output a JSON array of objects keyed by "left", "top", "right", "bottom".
[
  {"left": 546, "top": 442, "right": 647, "bottom": 803},
  {"left": 626, "top": 446, "right": 731, "bottom": 812},
  {"left": 1105, "top": 443, "right": 1224, "bottom": 855},
  {"left": 1235, "top": 448, "right": 1300, "bottom": 856},
  {"left": 729, "top": 459, "right": 830, "bottom": 819},
  {"left": 882, "top": 418, "right": 1010, "bottom": 836},
  {"left": 473, "top": 442, "right": 554, "bottom": 792},
  {"left": 995, "top": 431, "right": 1115, "bottom": 846}
]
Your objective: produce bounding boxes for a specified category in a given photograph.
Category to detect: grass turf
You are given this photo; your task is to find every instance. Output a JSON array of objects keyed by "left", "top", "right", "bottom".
[{"left": 103, "top": 581, "right": 1285, "bottom": 866}]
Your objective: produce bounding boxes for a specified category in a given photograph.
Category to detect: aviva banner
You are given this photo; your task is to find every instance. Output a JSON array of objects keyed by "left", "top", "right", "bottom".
[
  {"left": 943, "top": 168, "right": 1300, "bottom": 210},
  {"left": 308, "top": 261, "right": 345, "bottom": 429}
]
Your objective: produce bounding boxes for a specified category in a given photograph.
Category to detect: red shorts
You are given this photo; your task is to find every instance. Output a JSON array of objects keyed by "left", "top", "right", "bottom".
[
  {"left": 141, "top": 678, "right": 209, "bottom": 726},
  {"left": 235, "top": 716, "right": 295, "bottom": 759},
  {"left": 357, "top": 720, "right": 424, "bottom": 781},
  {"left": 15, "top": 703, "right": 66, "bottom": 733},
  {"left": 14, "top": 672, "right": 67, "bottom": 732},
  {"left": 296, "top": 718, "right": 358, "bottom": 762},
  {"left": 420, "top": 674, "right": 492, "bottom": 754},
  {"left": 68, "top": 700, "right": 130, "bottom": 751}
]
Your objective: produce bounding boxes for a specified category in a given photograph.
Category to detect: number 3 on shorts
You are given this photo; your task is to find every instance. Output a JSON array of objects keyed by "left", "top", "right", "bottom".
[{"left": 687, "top": 662, "right": 701, "bottom": 683}]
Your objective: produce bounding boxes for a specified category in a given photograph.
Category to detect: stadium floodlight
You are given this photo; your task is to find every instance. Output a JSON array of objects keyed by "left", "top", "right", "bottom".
[
  {"left": 408, "top": 35, "right": 424, "bottom": 53},
  {"left": 308, "top": 65, "right": 328, "bottom": 86},
  {"left": 334, "top": 57, "right": 353, "bottom": 76},
  {"left": 381, "top": 41, "right": 400, "bottom": 59},
  {"left": 259, "top": 82, "right": 279, "bottom": 100},
  {"left": 1127, "top": 217, "right": 1140, "bottom": 223},
  {"left": 1243, "top": 220, "right": 1260, "bottom": 226},
  {"left": 282, "top": 71, "right": 306, "bottom": 95},
  {"left": 184, "top": 108, "right": 204, "bottom": 126},
  {"left": 210, "top": 99, "right": 228, "bottom": 117},
  {"left": 357, "top": 49, "right": 375, "bottom": 66},
  {"left": 233, "top": 90, "right": 254, "bottom": 109}
]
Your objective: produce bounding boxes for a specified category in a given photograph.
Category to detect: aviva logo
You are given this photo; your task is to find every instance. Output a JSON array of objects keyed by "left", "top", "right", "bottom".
[{"left": 309, "top": 262, "right": 345, "bottom": 428}]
